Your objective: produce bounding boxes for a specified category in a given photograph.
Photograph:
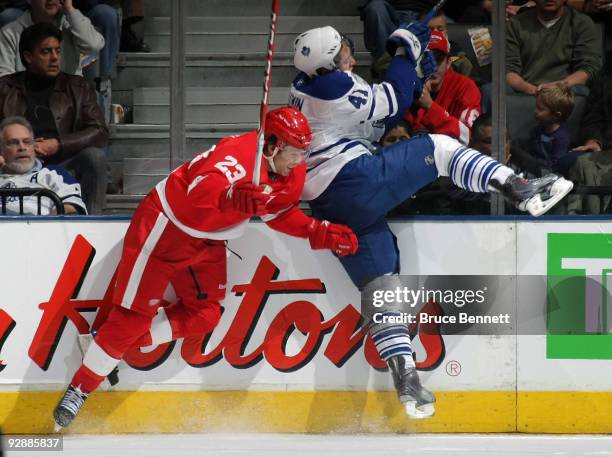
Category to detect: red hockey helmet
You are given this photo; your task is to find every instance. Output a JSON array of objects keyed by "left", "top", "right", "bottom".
[{"left": 265, "top": 106, "right": 312, "bottom": 150}]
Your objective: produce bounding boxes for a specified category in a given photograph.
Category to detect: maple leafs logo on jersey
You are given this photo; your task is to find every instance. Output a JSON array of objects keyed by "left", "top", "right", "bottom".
[
  {"left": 0, "top": 181, "right": 18, "bottom": 202},
  {"left": 301, "top": 46, "right": 310, "bottom": 57}
]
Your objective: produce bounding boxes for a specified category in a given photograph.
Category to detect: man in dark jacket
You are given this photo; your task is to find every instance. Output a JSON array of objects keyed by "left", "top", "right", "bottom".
[{"left": 0, "top": 22, "right": 108, "bottom": 213}]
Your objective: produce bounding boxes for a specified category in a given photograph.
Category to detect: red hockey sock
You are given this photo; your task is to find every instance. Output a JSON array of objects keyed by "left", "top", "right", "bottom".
[{"left": 70, "top": 365, "right": 106, "bottom": 394}]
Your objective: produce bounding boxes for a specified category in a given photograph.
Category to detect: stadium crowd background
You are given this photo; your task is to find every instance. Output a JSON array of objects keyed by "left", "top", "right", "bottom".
[{"left": 0, "top": 0, "right": 609, "bottom": 216}]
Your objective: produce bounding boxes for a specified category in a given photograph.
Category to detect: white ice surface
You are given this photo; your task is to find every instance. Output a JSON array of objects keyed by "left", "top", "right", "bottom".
[{"left": 6, "top": 434, "right": 612, "bottom": 457}]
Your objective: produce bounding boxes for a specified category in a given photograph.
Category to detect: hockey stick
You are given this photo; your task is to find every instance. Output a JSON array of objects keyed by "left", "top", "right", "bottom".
[
  {"left": 253, "top": 0, "right": 280, "bottom": 186},
  {"left": 421, "top": 0, "right": 448, "bottom": 24}
]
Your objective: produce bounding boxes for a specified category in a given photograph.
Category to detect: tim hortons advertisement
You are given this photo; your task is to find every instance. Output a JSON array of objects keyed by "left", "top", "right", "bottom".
[{"left": 0, "top": 220, "right": 521, "bottom": 391}]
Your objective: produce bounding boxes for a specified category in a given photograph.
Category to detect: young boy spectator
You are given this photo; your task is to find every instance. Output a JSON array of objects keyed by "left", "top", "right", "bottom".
[
  {"left": 0, "top": 116, "right": 86, "bottom": 215},
  {"left": 531, "top": 83, "right": 577, "bottom": 175}
]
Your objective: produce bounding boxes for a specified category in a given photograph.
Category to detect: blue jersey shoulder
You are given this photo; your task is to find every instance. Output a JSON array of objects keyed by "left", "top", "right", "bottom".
[
  {"left": 292, "top": 70, "right": 355, "bottom": 101},
  {"left": 44, "top": 165, "right": 78, "bottom": 184}
]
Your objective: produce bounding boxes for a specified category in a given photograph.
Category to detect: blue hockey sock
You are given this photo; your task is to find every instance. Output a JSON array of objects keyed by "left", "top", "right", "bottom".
[
  {"left": 369, "top": 313, "right": 415, "bottom": 366},
  {"left": 448, "top": 146, "right": 512, "bottom": 193}
]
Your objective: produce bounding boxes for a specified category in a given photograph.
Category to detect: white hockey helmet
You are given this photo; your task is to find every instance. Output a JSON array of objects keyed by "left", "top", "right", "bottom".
[{"left": 293, "top": 26, "right": 343, "bottom": 77}]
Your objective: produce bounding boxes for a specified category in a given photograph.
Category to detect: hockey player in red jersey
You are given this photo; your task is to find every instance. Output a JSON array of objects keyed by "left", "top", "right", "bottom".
[
  {"left": 52, "top": 106, "right": 358, "bottom": 429},
  {"left": 406, "top": 31, "right": 481, "bottom": 145}
]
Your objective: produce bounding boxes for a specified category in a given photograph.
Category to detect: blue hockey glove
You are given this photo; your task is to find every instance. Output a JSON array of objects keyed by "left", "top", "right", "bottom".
[
  {"left": 402, "top": 21, "right": 431, "bottom": 49},
  {"left": 412, "top": 78, "right": 424, "bottom": 101},
  {"left": 386, "top": 21, "right": 431, "bottom": 64},
  {"left": 416, "top": 49, "right": 438, "bottom": 81}
]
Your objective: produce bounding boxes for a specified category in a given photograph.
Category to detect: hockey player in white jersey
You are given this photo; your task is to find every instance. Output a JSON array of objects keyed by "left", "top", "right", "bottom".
[
  {"left": 0, "top": 116, "right": 86, "bottom": 215},
  {"left": 290, "top": 24, "right": 573, "bottom": 419}
]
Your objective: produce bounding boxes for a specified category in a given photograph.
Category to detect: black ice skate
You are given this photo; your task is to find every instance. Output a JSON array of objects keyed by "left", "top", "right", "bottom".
[
  {"left": 53, "top": 385, "right": 88, "bottom": 431},
  {"left": 493, "top": 174, "right": 573, "bottom": 217},
  {"left": 388, "top": 355, "right": 435, "bottom": 419}
]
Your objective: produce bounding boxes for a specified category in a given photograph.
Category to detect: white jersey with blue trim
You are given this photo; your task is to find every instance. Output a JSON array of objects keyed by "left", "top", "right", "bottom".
[
  {"left": 290, "top": 70, "right": 401, "bottom": 201},
  {"left": 0, "top": 159, "right": 86, "bottom": 215}
]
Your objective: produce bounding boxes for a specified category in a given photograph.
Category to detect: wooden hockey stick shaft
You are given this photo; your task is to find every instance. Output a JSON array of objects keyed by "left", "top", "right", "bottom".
[{"left": 253, "top": 0, "right": 280, "bottom": 185}]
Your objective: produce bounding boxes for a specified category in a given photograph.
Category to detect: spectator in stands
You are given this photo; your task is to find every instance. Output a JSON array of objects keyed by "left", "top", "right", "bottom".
[
  {"left": 567, "top": 0, "right": 612, "bottom": 54},
  {"left": 0, "top": 0, "right": 26, "bottom": 28},
  {"left": 575, "top": 72, "right": 612, "bottom": 152},
  {"left": 506, "top": 1, "right": 536, "bottom": 18},
  {"left": 0, "top": 1, "right": 118, "bottom": 78},
  {"left": 566, "top": 150, "right": 612, "bottom": 214},
  {"left": 0, "top": 0, "right": 104, "bottom": 77},
  {"left": 566, "top": 69, "right": 612, "bottom": 214},
  {"left": 78, "top": 1, "right": 120, "bottom": 78},
  {"left": 530, "top": 83, "right": 577, "bottom": 175},
  {"left": 423, "top": 8, "right": 447, "bottom": 32},
  {"left": 418, "top": 10, "right": 476, "bottom": 78},
  {"left": 405, "top": 31, "right": 481, "bottom": 145},
  {"left": 0, "top": 115, "right": 86, "bottom": 214},
  {"left": 361, "top": 0, "right": 438, "bottom": 59},
  {"left": 380, "top": 118, "right": 411, "bottom": 147},
  {"left": 0, "top": 23, "right": 108, "bottom": 213},
  {"left": 506, "top": 0, "right": 601, "bottom": 96}
]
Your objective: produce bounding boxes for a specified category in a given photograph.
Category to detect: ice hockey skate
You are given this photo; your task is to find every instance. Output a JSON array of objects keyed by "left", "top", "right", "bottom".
[
  {"left": 388, "top": 355, "right": 435, "bottom": 419},
  {"left": 493, "top": 174, "right": 573, "bottom": 217},
  {"left": 53, "top": 385, "right": 88, "bottom": 431}
]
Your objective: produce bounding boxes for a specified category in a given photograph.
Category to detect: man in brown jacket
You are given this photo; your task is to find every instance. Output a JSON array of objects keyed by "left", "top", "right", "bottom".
[{"left": 0, "top": 22, "right": 108, "bottom": 213}]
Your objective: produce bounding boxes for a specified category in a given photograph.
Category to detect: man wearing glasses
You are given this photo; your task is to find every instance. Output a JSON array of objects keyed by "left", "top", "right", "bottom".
[{"left": 0, "top": 115, "right": 86, "bottom": 215}]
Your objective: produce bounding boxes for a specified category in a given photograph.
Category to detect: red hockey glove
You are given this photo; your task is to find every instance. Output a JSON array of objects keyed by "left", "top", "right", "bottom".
[
  {"left": 307, "top": 219, "right": 358, "bottom": 257},
  {"left": 219, "top": 182, "right": 267, "bottom": 216}
]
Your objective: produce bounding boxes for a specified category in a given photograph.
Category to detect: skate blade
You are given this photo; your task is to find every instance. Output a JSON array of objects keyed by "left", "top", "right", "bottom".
[
  {"left": 404, "top": 401, "right": 435, "bottom": 419},
  {"left": 53, "top": 422, "right": 63, "bottom": 433},
  {"left": 524, "top": 178, "right": 573, "bottom": 217}
]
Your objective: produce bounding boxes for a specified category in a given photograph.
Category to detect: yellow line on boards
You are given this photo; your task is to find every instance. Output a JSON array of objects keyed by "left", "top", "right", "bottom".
[{"left": 0, "top": 391, "right": 608, "bottom": 434}]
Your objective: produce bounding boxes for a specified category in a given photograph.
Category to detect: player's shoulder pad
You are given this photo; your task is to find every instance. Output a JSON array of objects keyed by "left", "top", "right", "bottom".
[{"left": 292, "top": 70, "right": 354, "bottom": 101}]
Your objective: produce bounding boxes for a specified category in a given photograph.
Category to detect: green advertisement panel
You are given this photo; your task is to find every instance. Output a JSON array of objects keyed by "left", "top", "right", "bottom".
[{"left": 547, "top": 233, "right": 612, "bottom": 359}]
